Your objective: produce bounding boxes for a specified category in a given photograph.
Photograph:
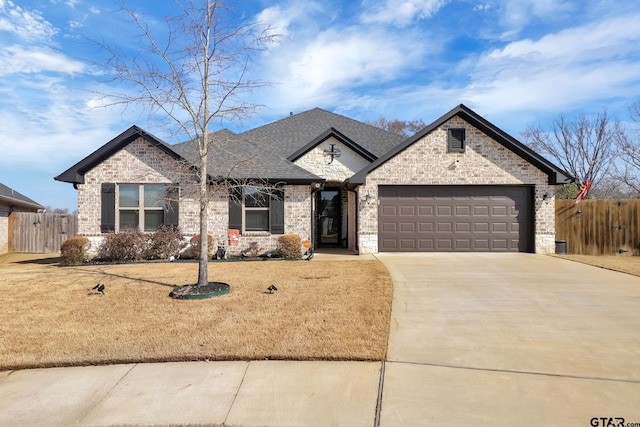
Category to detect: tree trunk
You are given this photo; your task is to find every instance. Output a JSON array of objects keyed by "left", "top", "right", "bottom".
[{"left": 197, "top": 151, "right": 209, "bottom": 287}]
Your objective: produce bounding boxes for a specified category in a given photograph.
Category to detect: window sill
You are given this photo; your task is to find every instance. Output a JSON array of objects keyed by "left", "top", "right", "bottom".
[{"left": 242, "top": 231, "right": 271, "bottom": 237}]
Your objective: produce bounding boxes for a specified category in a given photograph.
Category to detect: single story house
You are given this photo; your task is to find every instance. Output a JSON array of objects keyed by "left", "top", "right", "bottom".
[
  {"left": 55, "top": 104, "right": 573, "bottom": 255},
  {"left": 0, "top": 183, "right": 45, "bottom": 253}
]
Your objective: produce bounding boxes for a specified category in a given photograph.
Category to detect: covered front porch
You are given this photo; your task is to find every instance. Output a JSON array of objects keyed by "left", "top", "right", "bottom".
[{"left": 312, "top": 182, "right": 358, "bottom": 252}]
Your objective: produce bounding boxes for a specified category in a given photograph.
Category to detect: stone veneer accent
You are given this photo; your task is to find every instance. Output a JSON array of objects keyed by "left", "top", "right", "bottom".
[
  {"left": 357, "top": 116, "right": 556, "bottom": 254},
  {"left": 293, "top": 137, "right": 370, "bottom": 182},
  {"left": 77, "top": 137, "right": 311, "bottom": 255}
]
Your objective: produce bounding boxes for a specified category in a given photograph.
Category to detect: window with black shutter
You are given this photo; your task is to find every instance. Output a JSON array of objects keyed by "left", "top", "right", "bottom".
[
  {"left": 100, "top": 183, "right": 179, "bottom": 233},
  {"left": 228, "top": 186, "right": 284, "bottom": 234}
]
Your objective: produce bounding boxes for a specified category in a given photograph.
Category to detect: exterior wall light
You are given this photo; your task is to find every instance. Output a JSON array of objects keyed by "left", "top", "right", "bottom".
[
  {"left": 543, "top": 192, "right": 552, "bottom": 202},
  {"left": 365, "top": 193, "right": 373, "bottom": 205}
]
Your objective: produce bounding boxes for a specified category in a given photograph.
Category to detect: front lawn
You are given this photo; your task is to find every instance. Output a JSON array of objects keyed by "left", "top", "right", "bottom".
[
  {"left": 555, "top": 254, "right": 640, "bottom": 277},
  {"left": 0, "top": 253, "right": 393, "bottom": 370}
]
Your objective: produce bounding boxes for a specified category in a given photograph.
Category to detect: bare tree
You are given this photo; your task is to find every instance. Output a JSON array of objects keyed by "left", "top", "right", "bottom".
[
  {"left": 96, "top": 0, "right": 278, "bottom": 288},
  {"left": 614, "top": 98, "right": 640, "bottom": 195},
  {"left": 367, "top": 117, "right": 426, "bottom": 137},
  {"left": 523, "top": 109, "right": 621, "bottom": 199}
]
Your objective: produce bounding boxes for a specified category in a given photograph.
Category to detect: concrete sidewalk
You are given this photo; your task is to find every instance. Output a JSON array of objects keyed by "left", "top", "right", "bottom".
[{"left": 0, "top": 361, "right": 382, "bottom": 427}]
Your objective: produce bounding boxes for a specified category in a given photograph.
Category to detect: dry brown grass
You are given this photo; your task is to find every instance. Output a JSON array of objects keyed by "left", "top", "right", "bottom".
[
  {"left": 555, "top": 254, "right": 640, "bottom": 277},
  {"left": 0, "top": 253, "right": 392, "bottom": 371}
]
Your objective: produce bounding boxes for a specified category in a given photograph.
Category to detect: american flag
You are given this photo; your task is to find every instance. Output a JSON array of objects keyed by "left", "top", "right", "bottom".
[{"left": 575, "top": 179, "right": 591, "bottom": 204}]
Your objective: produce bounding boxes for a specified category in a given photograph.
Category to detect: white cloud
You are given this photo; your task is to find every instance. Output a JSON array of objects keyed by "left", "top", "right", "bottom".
[
  {"left": 473, "top": 3, "right": 491, "bottom": 11},
  {"left": 463, "top": 13, "right": 640, "bottom": 115},
  {"left": 360, "top": 0, "right": 449, "bottom": 26},
  {"left": 262, "top": 26, "right": 428, "bottom": 110},
  {"left": 495, "top": 0, "right": 576, "bottom": 39},
  {"left": 68, "top": 20, "right": 83, "bottom": 29},
  {"left": 0, "top": 45, "right": 85, "bottom": 75},
  {"left": 0, "top": 0, "right": 57, "bottom": 43}
]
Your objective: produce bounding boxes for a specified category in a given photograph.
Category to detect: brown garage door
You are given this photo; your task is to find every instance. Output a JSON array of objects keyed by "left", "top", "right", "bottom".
[{"left": 378, "top": 186, "right": 533, "bottom": 252}]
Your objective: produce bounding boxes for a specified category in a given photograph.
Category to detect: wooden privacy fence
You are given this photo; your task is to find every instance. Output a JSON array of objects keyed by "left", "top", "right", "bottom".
[
  {"left": 9, "top": 212, "right": 78, "bottom": 253},
  {"left": 555, "top": 199, "right": 640, "bottom": 256}
]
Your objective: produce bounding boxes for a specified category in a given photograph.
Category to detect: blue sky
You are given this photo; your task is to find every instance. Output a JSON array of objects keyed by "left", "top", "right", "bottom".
[{"left": 1, "top": 0, "right": 639, "bottom": 210}]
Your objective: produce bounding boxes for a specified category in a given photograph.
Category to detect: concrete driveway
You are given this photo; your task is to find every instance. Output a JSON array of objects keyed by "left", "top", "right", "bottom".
[{"left": 376, "top": 253, "right": 640, "bottom": 426}]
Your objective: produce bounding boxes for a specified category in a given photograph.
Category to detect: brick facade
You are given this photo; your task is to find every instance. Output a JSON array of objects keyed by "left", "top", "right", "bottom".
[
  {"left": 72, "top": 112, "right": 559, "bottom": 257},
  {"left": 77, "top": 137, "right": 312, "bottom": 255},
  {"left": 356, "top": 117, "right": 556, "bottom": 254}
]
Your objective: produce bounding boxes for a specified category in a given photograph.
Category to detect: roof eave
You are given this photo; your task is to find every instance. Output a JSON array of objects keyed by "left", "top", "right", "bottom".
[
  {"left": 55, "top": 126, "right": 188, "bottom": 185},
  {"left": 0, "top": 195, "right": 44, "bottom": 210},
  {"left": 347, "top": 104, "right": 576, "bottom": 186}
]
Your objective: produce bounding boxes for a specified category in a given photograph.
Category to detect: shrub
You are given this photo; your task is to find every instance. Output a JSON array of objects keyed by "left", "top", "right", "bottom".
[
  {"left": 147, "top": 225, "right": 186, "bottom": 260},
  {"left": 97, "top": 228, "right": 147, "bottom": 262},
  {"left": 189, "top": 234, "right": 214, "bottom": 259},
  {"left": 278, "top": 234, "right": 302, "bottom": 259},
  {"left": 60, "top": 236, "right": 90, "bottom": 265}
]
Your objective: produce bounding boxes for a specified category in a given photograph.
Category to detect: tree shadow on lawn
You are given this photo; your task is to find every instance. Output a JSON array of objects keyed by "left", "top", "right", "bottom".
[
  {"left": 76, "top": 268, "right": 179, "bottom": 288},
  {"left": 16, "top": 256, "right": 61, "bottom": 265}
]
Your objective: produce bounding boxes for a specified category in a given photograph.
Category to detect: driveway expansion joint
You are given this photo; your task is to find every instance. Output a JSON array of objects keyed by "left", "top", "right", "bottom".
[
  {"left": 222, "top": 360, "right": 250, "bottom": 426},
  {"left": 386, "top": 360, "right": 640, "bottom": 384},
  {"left": 374, "top": 360, "right": 385, "bottom": 427},
  {"left": 76, "top": 363, "right": 138, "bottom": 425}
]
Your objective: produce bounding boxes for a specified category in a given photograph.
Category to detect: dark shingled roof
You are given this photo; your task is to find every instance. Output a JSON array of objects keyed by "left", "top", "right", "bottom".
[
  {"left": 172, "top": 130, "right": 322, "bottom": 183},
  {"left": 240, "top": 107, "right": 405, "bottom": 159},
  {"left": 0, "top": 182, "right": 44, "bottom": 210}
]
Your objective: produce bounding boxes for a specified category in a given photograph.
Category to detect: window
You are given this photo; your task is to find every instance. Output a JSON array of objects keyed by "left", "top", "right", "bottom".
[
  {"left": 244, "top": 187, "right": 270, "bottom": 231},
  {"left": 229, "top": 186, "right": 284, "bottom": 234},
  {"left": 100, "top": 183, "right": 179, "bottom": 233},
  {"left": 448, "top": 128, "right": 465, "bottom": 152},
  {"left": 118, "top": 184, "right": 165, "bottom": 231}
]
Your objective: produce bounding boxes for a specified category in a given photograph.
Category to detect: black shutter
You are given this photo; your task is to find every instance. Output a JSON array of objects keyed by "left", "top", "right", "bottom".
[
  {"left": 164, "top": 184, "right": 179, "bottom": 226},
  {"left": 270, "top": 187, "right": 285, "bottom": 234},
  {"left": 228, "top": 187, "right": 243, "bottom": 231},
  {"left": 101, "top": 183, "right": 116, "bottom": 233}
]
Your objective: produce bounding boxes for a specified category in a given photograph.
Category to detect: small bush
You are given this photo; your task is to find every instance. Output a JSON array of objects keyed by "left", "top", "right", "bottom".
[
  {"left": 189, "top": 234, "right": 214, "bottom": 259},
  {"left": 60, "top": 236, "right": 90, "bottom": 265},
  {"left": 147, "top": 225, "right": 186, "bottom": 260},
  {"left": 97, "top": 228, "right": 147, "bottom": 262},
  {"left": 278, "top": 234, "right": 302, "bottom": 259}
]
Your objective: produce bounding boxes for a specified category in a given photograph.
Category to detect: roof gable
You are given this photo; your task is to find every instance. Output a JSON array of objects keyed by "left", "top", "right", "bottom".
[
  {"left": 54, "top": 126, "right": 186, "bottom": 185},
  {"left": 287, "top": 127, "right": 377, "bottom": 163},
  {"left": 348, "top": 104, "right": 575, "bottom": 186}
]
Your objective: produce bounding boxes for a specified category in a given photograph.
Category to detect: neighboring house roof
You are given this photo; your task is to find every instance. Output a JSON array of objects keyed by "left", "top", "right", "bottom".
[
  {"left": 348, "top": 104, "right": 575, "bottom": 186},
  {"left": 240, "top": 108, "right": 405, "bottom": 159},
  {"left": 0, "top": 182, "right": 44, "bottom": 210},
  {"left": 55, "top": 125, "right": 186, "bottom": 185}
]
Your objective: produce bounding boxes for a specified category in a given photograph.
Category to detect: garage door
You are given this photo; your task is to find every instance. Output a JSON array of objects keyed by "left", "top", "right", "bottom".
[{"left": 378, "top": 186, "right": 532, "bottom": 252}]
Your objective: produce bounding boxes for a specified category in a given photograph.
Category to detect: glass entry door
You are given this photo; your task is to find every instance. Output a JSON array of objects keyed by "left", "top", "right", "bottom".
[{"left": 318, "top": 189, "right": 340, "bottom": 246}]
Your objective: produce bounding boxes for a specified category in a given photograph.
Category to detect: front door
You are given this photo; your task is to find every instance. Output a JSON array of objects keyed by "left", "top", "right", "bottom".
[{"left": 317, "top": 189, "right": 341, "bottom": 247}]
